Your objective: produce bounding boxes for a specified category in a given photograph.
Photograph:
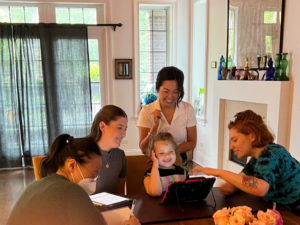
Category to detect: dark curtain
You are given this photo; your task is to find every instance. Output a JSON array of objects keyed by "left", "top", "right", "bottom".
[{"left": 0, "top": 24, "right": 92, "bottom": 168}]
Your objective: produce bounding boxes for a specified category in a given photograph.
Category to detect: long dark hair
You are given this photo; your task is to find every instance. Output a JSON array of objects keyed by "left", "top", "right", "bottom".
[
  {"left": 155, "top": 66, "right": 185, "bottom": 105},
  {"left": 41, "top": 134, "right": 101, "bottom": 178},
  {"left": 228, "top": 110, "right": 275, "bottom": 148},
  {"left": 87, "top": 105, "right": 127, "bottom": 142}
]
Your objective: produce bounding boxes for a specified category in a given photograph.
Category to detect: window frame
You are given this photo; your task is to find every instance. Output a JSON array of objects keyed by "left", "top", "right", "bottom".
[{"left": 133, "top": 1, "right": 176, "bottom": 120}]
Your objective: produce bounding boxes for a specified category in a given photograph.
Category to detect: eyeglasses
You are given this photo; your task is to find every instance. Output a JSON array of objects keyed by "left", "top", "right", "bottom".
[{"left": 79, "top": 163, "right": 100, "bottom": 181}]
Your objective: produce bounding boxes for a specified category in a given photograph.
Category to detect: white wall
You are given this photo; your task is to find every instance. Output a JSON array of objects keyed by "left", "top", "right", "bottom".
[
  {"left": 193, "top": 0, "right": 227, "bottom": 167},
  {"left": 283, "top": 0, "right": 300, "bottom": 160}
]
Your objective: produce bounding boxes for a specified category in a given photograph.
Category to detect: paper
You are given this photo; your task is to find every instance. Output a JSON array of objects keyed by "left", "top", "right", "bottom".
[
  {"left": 90, "top": 192, "right": 130, "bottom": 205},
  {"left": 101, "top": 207, "right": 131, "bottom": 225}
]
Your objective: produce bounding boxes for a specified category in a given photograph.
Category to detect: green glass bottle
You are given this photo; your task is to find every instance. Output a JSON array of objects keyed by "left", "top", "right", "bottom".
[
  {"left": 272, "top": 53, "right": 281, "bottom": 81},
  {"left": 279, "top": 53, "right": 289, "bottom": 81}
]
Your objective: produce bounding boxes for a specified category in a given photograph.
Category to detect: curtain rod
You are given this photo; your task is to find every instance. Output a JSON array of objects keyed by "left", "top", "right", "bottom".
[
  {"left": 92, "top": 23, "right": 122, "bottom": 31},
  {"left": 0, "top": 23, "right": 123, "bottom": 31}
]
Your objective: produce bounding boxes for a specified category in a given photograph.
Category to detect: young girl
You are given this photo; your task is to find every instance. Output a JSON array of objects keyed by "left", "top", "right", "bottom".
[{"left": 143, "top": 132, "right": 187, "bottom": 197}]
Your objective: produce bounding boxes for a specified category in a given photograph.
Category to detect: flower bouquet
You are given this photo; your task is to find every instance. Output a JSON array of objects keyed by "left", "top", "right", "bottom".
[{"left": 213, "top": 206, "right": 283, "bottom": 225}]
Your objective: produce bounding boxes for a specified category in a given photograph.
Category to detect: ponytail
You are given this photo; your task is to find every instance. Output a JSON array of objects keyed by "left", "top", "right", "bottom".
[{"left": 41, "top": 134, "right": 101, "bottom": 178}]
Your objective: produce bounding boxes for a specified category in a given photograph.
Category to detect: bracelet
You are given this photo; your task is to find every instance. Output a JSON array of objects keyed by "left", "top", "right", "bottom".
[{"left": 148, "top": 132, "right": 153, "bottom": 137}]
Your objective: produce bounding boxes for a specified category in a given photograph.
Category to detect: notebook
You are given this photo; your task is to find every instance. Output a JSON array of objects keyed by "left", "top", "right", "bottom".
[
  {"left": 161, "top": 176, "right": 216, "bottom": 204},
  {"left": 90, "top": 192, "right": 133, "bottom": 210},
  {"left": 101, "top": 207, "right": 131, "bottom": 225}
]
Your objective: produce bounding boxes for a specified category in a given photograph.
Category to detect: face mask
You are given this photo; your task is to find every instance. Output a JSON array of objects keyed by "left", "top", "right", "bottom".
[{"left": 76, "top": 164, "right": 97, "bottom": 196}]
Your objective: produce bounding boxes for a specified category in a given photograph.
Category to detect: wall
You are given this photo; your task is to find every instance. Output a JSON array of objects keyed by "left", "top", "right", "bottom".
[
  {"left": 195, "top": 0, "right": 300, "bottom": 169},
  {"left": 283, "top": 0, "right": 300, "bottom": 160}
]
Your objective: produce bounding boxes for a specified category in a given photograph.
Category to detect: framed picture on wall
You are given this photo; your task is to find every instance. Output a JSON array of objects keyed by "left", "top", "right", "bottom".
[{"left": 115, "top": 59, "right": 132, "bottom": 79}]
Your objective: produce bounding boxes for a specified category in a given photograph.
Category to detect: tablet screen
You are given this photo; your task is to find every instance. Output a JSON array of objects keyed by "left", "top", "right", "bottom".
[{"left": 90, "top": 192, "right": 130, "bottom": 205}]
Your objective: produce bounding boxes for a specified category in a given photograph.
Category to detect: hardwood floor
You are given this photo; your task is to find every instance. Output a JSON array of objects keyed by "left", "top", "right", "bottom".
[
  {"left": 0, "top": 161, "right": 223, "bottom": 224},
  {"left": 0, "top": 168, "right": 35, "bottom": 224}
]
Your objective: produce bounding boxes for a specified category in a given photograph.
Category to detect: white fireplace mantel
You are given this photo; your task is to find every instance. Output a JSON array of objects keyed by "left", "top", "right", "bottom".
[{"left": 212, "top": 80, "right": 291, "bottom": 170}]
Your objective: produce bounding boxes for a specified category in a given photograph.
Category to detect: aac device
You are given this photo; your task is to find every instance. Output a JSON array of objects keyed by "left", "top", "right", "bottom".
[
  {"left": 161, "top": 176, "right": 216, "bottom": 205},
  {"left": 90, "top": 192, "right": 133, "bottom": 210}
]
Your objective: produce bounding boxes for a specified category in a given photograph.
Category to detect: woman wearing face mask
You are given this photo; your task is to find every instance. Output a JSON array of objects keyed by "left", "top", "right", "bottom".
[
  {"left": 87, "top": 105, "right": 128, "bottom": 195},
  {"left": 137, "top": 66, "right": 197, "bottom": 168},
  {"left": 7, "top": 134, "right": 140, "bottom": 225}
]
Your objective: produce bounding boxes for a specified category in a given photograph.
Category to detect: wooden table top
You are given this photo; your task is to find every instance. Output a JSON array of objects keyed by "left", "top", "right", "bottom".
[{"left": 146, "top": 210, "right": 300, "bottom": 225}]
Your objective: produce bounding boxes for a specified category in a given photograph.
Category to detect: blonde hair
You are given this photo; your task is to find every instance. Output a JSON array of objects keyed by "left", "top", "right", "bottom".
[
  {"left": 145, "top": 132, "right": 178, "bottom": 158},
  {"left": 228, "top": 110, "right": 275, "bottom": 148}
]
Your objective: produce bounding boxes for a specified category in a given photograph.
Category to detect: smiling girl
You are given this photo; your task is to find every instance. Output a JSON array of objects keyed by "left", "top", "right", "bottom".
[
  {"left": 143, "top": 132, "right": 187, "bottom": 197},
  {"left": 87, "top": 105, "right": 128, "bottom": 195}
]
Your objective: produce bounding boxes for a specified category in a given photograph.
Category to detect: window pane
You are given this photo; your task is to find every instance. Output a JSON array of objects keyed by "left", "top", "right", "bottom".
[
  {"left": 153, "top": 52, "right": 166, "bottom": 72},
  {"left": 140, "top": 73, "right": 156, "bottom": 103},
  {"left": 84, "top": 8, "right": 97, "bottom": 24},
  {"left": 25, "top": 7, "right": 39, "bottom": 23},
  {"left": 140, "top": 52, "right": 152, "bottom": 73},
  {"left": 153, "top": 10, "right": 166, "bottom": 30},
  {"left": 139, "top": 31, "right": 152, "bottom": 51},
  {"left": 140, "top": 10, "right": 152, "bottom": 30},
  {"left": 90, "top": 61, "right": 100, "bottom": 82},
  {"left": 10, "top": 7, "right": 24, "bottom": 23},
  {"left": 56, "top": 8, "right": 69, "bottom": 24},
  {"left": 264, "top": 11, "right": 277, "bottom": 24},
  {"left": 0, "top": 6, "right": 10, "bottom": 23},
  {"left": 88, "top": 39, "right": 99, "bottom": 60},
  {"left": 153, "top": 31, "right": 166, "bottom": 51},
  {"left": 265, "top": 36, "right": 272, "bottom": 53},
  {"left": 70, "top": 8, "right": 83, "bottom": 24}
]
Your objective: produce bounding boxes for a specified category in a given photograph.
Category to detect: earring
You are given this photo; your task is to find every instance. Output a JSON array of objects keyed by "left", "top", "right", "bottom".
[{"left": 102, "top": 130, "right": 105, "bottom": 134}]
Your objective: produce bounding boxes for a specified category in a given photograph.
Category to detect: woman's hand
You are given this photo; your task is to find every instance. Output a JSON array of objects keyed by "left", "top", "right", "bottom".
[
  {"left": 192, "top": 166, "right": 221, "bottom": 177},
  {"left": 124, "top": 216, "right": 140, "bottom": 225},
  {"left": 219, "top": 182, "right": 238, "bottom": 195},
  {"left": 151, "top": 109, "right": 162, "bottom": 127}
]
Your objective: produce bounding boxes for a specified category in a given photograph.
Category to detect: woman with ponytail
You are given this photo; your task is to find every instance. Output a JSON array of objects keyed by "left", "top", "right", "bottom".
[
  {"left": 7, "top": 134, "right": 140, "bottom": 225},
  {"left": 193, "top": 110, "right": 300, "bottom": 217}
]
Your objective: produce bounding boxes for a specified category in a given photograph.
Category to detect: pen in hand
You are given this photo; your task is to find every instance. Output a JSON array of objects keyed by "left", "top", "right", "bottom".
[{"left": 130, "top": 199, "right": 136, "bottom": 217}]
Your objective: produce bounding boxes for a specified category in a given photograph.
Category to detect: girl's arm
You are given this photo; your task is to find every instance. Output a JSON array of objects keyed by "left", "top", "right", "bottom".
[
  {"left": 193, "top": 166, "right": 270, "bottom": 197},
  {"left": 143, "top": 151, "right": 162, "bottom": 197},
  {"left": 177, "top": 126, "right": 197, "bottom": 153}
]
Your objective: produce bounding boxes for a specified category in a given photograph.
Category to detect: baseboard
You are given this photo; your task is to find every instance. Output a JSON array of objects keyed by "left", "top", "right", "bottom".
[
  {"left": 193, "top": 151, "right": 212, "bottom": 167},
  {"left": 123, "top": 149, "right": 143, "bottom": 156}
]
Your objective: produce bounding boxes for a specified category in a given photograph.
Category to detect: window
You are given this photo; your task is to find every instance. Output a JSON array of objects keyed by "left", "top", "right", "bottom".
[
  {"left": 55, "top": 7, "right": 101, "bottom": 118},
  {"left": 139, "top": 9, "right": 167, "bottom": 104},
  {"left": 265, "top": 36, "right": 272, "bottom": 54},
  {"left": 228, "top": 10, "right": 235, "bottom": 68},
  {"left": 0, "top": 6, "right": 39, "bottom": 23},
  {"left": 55, "top": 7, "right": 97, "bottom": 24},
  {"left": 264, "top": 11, "right": 277, "bottom": 24}
]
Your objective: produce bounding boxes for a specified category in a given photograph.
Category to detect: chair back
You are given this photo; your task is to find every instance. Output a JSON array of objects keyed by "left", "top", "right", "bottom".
[
  {"left": 126, "top": 153, "right": 182, "bottom": 195},
  {"left": 32, "top": 156, "right": 45, "bottom": 180}
]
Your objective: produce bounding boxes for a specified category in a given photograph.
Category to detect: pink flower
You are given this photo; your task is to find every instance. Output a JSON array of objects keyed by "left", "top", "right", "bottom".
[
  {"left": 213, "top": 207, "right": 230, "bottom": 225},
  {"left": 229, "top": 213, "right": 245, "bottom": 225},
  {"left": 257, "top": 210, "right": 277, "bottom": 225}
]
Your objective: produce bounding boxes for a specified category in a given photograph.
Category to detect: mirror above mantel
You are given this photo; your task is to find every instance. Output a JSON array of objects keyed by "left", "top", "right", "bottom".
[{"left": 226, "top": 0, "right": 285, "bottom": 70}]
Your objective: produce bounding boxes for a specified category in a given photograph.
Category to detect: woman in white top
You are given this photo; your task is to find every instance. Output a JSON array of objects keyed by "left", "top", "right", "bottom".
[{"left": 137, "top": 66, "right": 197, "bottom": 166}]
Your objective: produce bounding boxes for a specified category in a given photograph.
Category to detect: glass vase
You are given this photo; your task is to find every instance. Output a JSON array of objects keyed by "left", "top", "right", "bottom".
[
  {"left": 272, "top": 53, "right": 281, "bottom": 81},
  {"left": 279, "top": 53, "right": 289, "bottom": 81}
]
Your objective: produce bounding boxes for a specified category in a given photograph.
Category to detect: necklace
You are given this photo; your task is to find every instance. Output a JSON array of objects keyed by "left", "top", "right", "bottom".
[{"left": 103, "top": 155, "right": 110, "bottom": 168}]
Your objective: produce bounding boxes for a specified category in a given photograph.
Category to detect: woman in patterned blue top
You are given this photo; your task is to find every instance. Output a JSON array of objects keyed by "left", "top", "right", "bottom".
[{"left": 193, "top": 110, "right": 300, "bottom": 217}]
